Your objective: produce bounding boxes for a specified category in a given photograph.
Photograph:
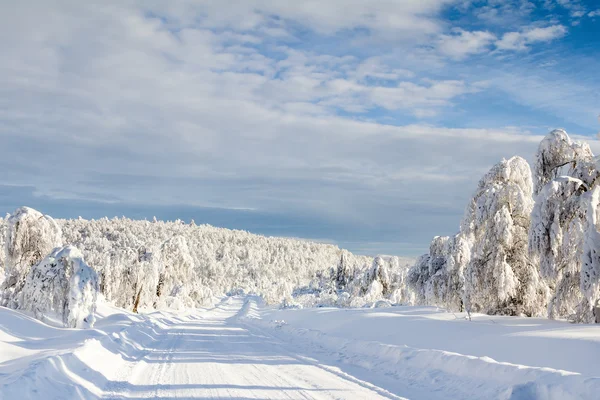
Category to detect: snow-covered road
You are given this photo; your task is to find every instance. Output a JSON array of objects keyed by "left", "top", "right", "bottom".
[
  {"left": 102, "top": 298, "right": 398, "bottom": 399},
  {"left": 0, "top": 298, "right": 402, "bottom": 399}
]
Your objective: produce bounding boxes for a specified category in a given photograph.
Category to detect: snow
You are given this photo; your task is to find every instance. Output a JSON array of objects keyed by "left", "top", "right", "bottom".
[
  {"left": 2, "top": 296, "right": 600, "bottom": 399},
  {"left": 252, "top": 300, "right": 600, "bottom": 399}
]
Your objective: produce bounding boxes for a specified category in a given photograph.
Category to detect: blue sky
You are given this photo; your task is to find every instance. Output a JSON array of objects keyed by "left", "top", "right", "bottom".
[{"left": 1, "top": 0, "right": 599, "bottom": 256}]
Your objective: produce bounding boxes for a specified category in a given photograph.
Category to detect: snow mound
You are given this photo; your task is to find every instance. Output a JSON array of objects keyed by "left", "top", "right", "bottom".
[{"left": 373, "top": 299, "right": 393, "bottom": 308}]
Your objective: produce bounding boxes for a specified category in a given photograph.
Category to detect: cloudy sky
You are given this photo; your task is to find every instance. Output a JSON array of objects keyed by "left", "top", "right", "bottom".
[{"left": 1, "top": 0, "right": 599, "bottom": 256}]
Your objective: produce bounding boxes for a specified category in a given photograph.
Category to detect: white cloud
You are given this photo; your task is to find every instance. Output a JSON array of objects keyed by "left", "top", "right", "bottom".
[
  {"left": 495, "top": 24, "right": 567, "bottom": 50},
  {"left": 0, "top": 0, "right": 595, "bottom": 255},
  {"left": 437, "top": 29, "right": 497, "bottom": 59},
  {"left": 473, "top": 0, "right": 536, "bottom": 25},
  {"left": 146, "top": 0, "right": 452, "bottom": 38},
  {"left": 489, "top": 70, "right": 599, "bottom": 130},
  {"left": 353, "top": 57, "right": 415, "bottom": 81},
  {"left": 589, "top": 10, "right": 600, "bottom": 17}
]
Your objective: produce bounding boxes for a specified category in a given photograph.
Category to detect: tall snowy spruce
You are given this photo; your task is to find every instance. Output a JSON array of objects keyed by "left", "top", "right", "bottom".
[{"left": 1, "top": 207, "right": 62, "bottom": 309}]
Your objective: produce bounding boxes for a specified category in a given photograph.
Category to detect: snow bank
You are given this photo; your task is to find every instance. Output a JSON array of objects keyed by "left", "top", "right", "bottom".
[
  {"left": 0, "top": 302, "right": 174, "bottom": 398},
  {"left": 244, "top": 300, "right": 600, "bottom": 400}
]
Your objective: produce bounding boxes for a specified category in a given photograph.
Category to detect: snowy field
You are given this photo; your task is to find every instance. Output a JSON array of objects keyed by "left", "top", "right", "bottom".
[{"left": 2, "top": 297, "right": 600, "bottom": 400}]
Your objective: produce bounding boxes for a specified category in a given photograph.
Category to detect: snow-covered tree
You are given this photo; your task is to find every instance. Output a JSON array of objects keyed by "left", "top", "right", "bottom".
[
  {"left": 529, "top": 177, "right": 587, "bottom": 319},
  {"left": 424, "top": 234, "right": 471, "bottom": 311},
  {"left": 372, "top": 256, "right": 391, "bottom": 296},
  {"left": 409, "top": 233, "right": 469, "bottom": 312},
  {"left": 1, "top": 207, "right": 62, "bottom": 308},
  {"left": 407, "top": 253, "right": 431, "bottom": 304},
  {"left": 0, "top": 215, "right": 6, "bottom": 284},
  {"left": 424, "top": 236, "right": 450, "bottom": 306},
  {"left": 132, "top": 246, "right": 160, "bottom": 313},
  {"left": 580, "top": 187, "right": 600, "bottom": 322},
  {"left": 387, "top": 256, "right": 415, "bottom": 305},
  {"left": 335, "top": 250, "right": 352, "bottom": 291},
  {"left": 444, "top": 233, "right": 471, "bottom": 311},
  {"left": 20, "top": 245, "right": 98, "bottom": 328},
  {"left": 463, "top": 156, "right": 547, "bottom": 316},
  {"left": 350, "top": 256, "right": 391, "bottom": 304},
  {"left": 533, "top": 129, "right": 594, "bottom": 195},
  {"left": 529, "top": 130, "right": 600, "bottom": 322}
]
